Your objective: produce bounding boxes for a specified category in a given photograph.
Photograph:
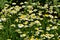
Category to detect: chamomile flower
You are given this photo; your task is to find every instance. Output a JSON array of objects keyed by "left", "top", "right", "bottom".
[
  {"left": 29, "top": 22, "right": 35, "bottom": 27},
  {"left": 30, "top": 36, "right": 34, "bottom": 40},
  {"left": 5, "top": 4, "right": 9, "bottom": 7},
  {"left": 44, "top": 14, "right": 49, "bottom": 17},
  {"left": 20, "top": 2, "right": 24, "bottom": 5},
  {"left": 49, "top": 15, "right": 53, "bottom": 18},
  {"left": 12, "top": 3, "right": 16, "bottom": 5},
  {"left": 14, "top": 6, "right": 21, "bottom": 11},
  {"left": 27, "top": 10, "right": 33, "bottom": 13},
  {"left": 54, "top": 16, "right": 58, "bottom": 18},
  {"left": 35, "top": 27, "right": 39, "bottom": 30},
  {"left": 10, "top": 10, "right": 17, "bottom": 14},
  {"left": 24, "top": 1, "right": 28, "bottom": 4},
  {"left": 18, "top": 24, "right": 24, "bottom": 28},
  {"left": 33, "top": 9, "right": 37, "bottom": 12},
  {"left": 34, "top": 20, "right": 40, "bottom": 24},
  {"left": 27, "top": 5, "right": 33, "bottom": 9},
  {"left": 24, "top": 21, "right": 28, "bottom": 25},
  {"left": 10, "top": 24, "right": 16, "bottom": 27},
  {"left": 1, "top": 18, "right": 7, "bottom": 22},
  {"left": 24, "top": 25, "right": 28, "bottom": 28},
  {"left": 19, "top": 15, "right": 27, "bottom": 19},
  {"left": 46, "top": 27, "right": 51, "bottom": 31},
  {"left": 30, "top": 14, "right": 36, "bottom": 19},
  {"left": 51, "top": 26, "right": 58, "bottom": 30},
  {"left": 20, "top": 34, "right": 26, "bottom": 37},
  {"left": 22, "top": 5, "right": 26, "bottom": 8},
  {"left": 15, "top": 29, "right": 22, "bottom": 33},
  {"left": 44, "top": 4, "right": 48, "bottom": 8}
]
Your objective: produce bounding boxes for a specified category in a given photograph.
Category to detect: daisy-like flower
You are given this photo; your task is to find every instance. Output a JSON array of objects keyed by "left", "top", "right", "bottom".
[
  {"left": 35, "top": 31, "right": 40, "bottom": 36},
  {"left": 49, "top": 24, "right": 52, "bottom": 26},
  {"left": 35, "top": 20, "right": 40, "bottom": 23},
  {"left": 38, "top": 11, "right": 42, "bottom": 16},
  {"left": 10, "top": 7, "right": 14, "bottom": 10},
  {"left": 12, "top": 3, "right": 16, "bottom": 5},
  {"left": 19, "top": 15, "right": 29, "bottom": 20},
  {"left": 34, "top": 20, "right": 41, "bottom": 25},
  {"left": 24, "top": 25, "right": 28, "bottom": 28},
  {"left": 57, "top": 35, "right": 60, "bottom": 39},
  {"left": 49, "top": 6, "right": 53, "bottom": 10},
  {"left": 30, "top": 14, "right": 36, "bottom": 19},
  {"left": 46, "top": 27, "right": 51, "bottom": 31},
  {"left": 49, "top": 15, "right": 53, "bottom": 18},
  {"left": 10, "top": 24, "right": 16, "bottom": 27},
  {"left": 54, "top": 11, "right": 57, "bottom": 14},
  {"left": 14, "top": 6, "right": 21, "bottom": 11},
  {"left": 2, "top": 8, "right": 6, "bottom": 13},
  {"left": 20, "top": 2, "right": 24, "bottom": 5},
  {"left": 51, "top": 26, "right": 58, "bottom": 30},
  {"left": 35, "top": 27, "right": 39, "bottom": 30},
  {"left": 10, "top": 10, "right": 17, "bottom": 14},
  {"left": 27, "top": 10, "right": 33, "bottom": 14},
  {"left": 30, "top": 36, "right": 34, "bottom": 40},
  {"left": 33, "top": 9, "right": 37, "bottom": 12},
  {"left": 24, "top": 21, "right": 28, "bottom": 25},
  {"left": 20, "top": 34, "right": 26, "bottom": 37},
  {"left": 29, "top": 22, "right": 35, "bottom": 27},
  {"left": 27, "top": 5, "right": 33, "bottom": 9},
  {"left": 41, "top": 34, "right": 45, "bottom": 37},
  {"left": 5, "top": 4, "right": 10, "bottom": 7},
  {"left": 44, "top": 4, "right": 48, "bottom": 8},
  {"left": 1, "top": 18, "right": 7, "bottom": 22},
  {"left": 40, "top": 18, "right": 43, "bottom": 20},
  {"left": 57, "top": 23, "right": 60, "bottom": 25},
  {"left": 57, "top": 5, "right": 60, "bottom": 7},
  {"left": 36, "top": 16, "right": 40, "bottom": 19},
  {"left": 44, "top": 14, "right": 49, "bottom": 17},
  {"left": 18, "top": 24, "right": 24, "bottom": 28},
  {"left": 54, "top": 16, "right": 58, "bottom": 18},
  {"left": 15, "top": 29, "right": 22, "bottom": 33},
  {"left": 45, "top": 33, "right": 54, "bottom": 39},
  {"left": 22, "top": 5, "right": 26, "bottom": 8},
  {"left": 31, "top": 3, "right": 36, "bottom": 5},
  {"left": 24, "top": 1, "right": 28, "bottom": 4},
  {"left": 19, "top": 15, "right": 26, "bottom": 19}
]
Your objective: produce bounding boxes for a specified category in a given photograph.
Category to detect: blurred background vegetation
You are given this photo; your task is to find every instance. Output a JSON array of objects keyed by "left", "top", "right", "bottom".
[{"left": 0, "top": 0, "right": 60, "bottom": 19}]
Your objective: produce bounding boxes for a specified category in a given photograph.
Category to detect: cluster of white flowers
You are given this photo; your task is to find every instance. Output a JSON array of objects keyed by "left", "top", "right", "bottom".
[{"left": 0, "top": 1, "right": 59, "bottom": 40}]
